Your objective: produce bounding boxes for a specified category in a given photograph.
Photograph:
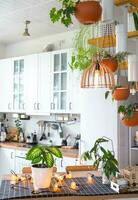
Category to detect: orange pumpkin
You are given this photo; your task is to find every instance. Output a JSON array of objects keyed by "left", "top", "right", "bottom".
[
  {"left": 122, "top": 112, "right": 138, "bottom": 127},
  {"left": 113, "top": 88, "right": 130, "bottom": 101},
  {"left": 101, "top": 58, "right": 118, "bottom": 72},
  {"left": 75, "top": 1, "right": 102, "bottom": 25}
]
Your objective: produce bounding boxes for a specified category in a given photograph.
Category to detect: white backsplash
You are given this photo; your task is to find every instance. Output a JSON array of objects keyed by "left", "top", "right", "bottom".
[{"left": 5, "top": 114, "right": 80, "bottom": 146}]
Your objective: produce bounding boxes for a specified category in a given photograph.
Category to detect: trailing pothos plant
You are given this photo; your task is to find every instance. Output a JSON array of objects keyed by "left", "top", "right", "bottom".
[
  {"left": 70, "top": 25, "right": 101, "bottom": 71},
  {"left": 26, "top": 145, "right": 62, "bottom": 168},
  {"left": 49, "top": 0, "right": 78, "bottom": 27},
  {"left": 81, "top": 137, "right": 119, "bottom": 179},
  {"left": 118, "top": 103, "right": 138, "bottom": 120}
]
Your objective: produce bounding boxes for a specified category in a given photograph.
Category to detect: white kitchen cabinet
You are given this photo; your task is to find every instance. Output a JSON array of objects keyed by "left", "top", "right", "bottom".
[
  {"left": 55, "top": 157, "right": 79, "bottom": 172},
  {"left": 11, "top": 57, "right": 26, "bottom": 112},
  {"left": 51, "top": 49, "right": 70, "bottom": 113},
  {"left": 25, "top": 53, "right": 51, "bottom": 115},
  {"left": 15, "top": 149, "right": 31, "bottom": 174},
  {"left": 51, "top": 49, "right": 80, "bottom": 114},
  {"left": 24, "top": 54, "right": 38, "bottom": 113},
  {"left": 69, "top": 70, "right": 81, "bottom": 114},
  {"left": 0, "top": 58, "right": 13, "bottom": 112},
  {"left": 0, "top": 148, "right": 15, "bottom": 175}
]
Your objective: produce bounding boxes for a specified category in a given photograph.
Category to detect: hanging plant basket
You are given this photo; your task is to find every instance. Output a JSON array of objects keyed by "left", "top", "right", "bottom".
[
  {"left": 112, "top": 87, "right": 130, "bottom": 101},
  {"left": 75, "top": 1, "right": 102, "bottom": 25},
  {"left": 101, "top": 58, "right": 118, "bottom": 73},
  {"left": 122, "top": 112, "right": 138, "bottom": 127}
]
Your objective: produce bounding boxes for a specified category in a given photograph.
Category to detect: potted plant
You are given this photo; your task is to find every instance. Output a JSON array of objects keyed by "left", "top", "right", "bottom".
[
  {"left": 15, "top": 118, "right": 24, "bottom": 142},
  {"left": 101, "top": 51, "right": 128, "bottom": 73},
  {"left": 26, "top": 145, "right": 62, "bottom": 189},
  {"left": 133, "top": 12, "right": 138, "bottom": 31},
  {"left": 49, "top": 0, "right": 102, "bottom": 27},
  {"left": 118, "top": 103, "right": 138, "bottom": 127},
  {"left": 81, "top": 137, "right": 119, "bottom": 184},
  {"left": 70, "top": 25, "right": 102, "bottom": 71},
  {"left": 105, "top": 85, "right": 130, "bottom": 101}
]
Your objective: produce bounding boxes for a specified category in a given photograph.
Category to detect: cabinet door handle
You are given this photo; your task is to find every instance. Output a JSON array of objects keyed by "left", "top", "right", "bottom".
[
  {"left": 50, "top": 103, "right": 54, "bottom": 110},
  {"left": 69, "top": 102, "right": 72, "bottom": 110},
  {"left": 61, "top": 159, "right": 63, "bottom": 168},
  {"left": 8, "top": 103, "right": 11, "bottom": 110},
  {"left": 34, "top": 103, "right": 37, "bottom": 110},
  {"left": 11, "top": 152, "right": 14, "bottom": 159},
  {"left": 22, "top": 103, "right": 25, "bottom": 110},
  {"left": 37, "top": 103, "right": 40, "bottom": 110}
]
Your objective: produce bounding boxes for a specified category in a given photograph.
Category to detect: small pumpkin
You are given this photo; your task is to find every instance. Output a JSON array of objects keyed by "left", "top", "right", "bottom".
[{"left": 75, "top": 1, "right": 102, "bottom": 25}]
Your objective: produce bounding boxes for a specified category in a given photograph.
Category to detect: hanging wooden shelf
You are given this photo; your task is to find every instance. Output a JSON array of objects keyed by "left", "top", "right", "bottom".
[
  {"left": 114, "top": 0, "right": 138, "bottom": 7},
  {"left": 119, "top": 61, "right": 128, "bottom": 70},
  {"left": 88, "top": 31, "right": 138, "bottom": 48}
]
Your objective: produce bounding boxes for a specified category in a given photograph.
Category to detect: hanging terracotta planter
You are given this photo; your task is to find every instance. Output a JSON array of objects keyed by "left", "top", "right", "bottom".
[
  {"left": 75, "top": 1, "right": 102, "bottom": 25},
  {"left": 101, "top": 58, "right": 118, "bottom": 73},
  {"left": 122, "top": 112, "right": 138, "bottom": 127},
  {"left": 112, "top": 87, "right": 130, "bottom": 101}
]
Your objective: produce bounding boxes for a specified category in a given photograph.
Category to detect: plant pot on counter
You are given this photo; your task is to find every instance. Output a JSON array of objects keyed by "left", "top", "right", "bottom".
[
  {"left": 101, "top": 58, "right": 118, "bottom": 72},
  {"left": 75, "top": 1, "right": 102, "bottom": 24},
  {"left": 121, "top": 111, "right": 138, "bottom": 127},
  {"left": 32, "top": 165, "right": 53, "bottom": 190},
  {"left": 112, "top": 87, "right": 130, "bottom": 101}
]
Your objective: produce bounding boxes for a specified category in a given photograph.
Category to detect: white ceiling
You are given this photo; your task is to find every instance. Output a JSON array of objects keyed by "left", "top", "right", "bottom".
[{"left": 0, "top": 0, "right": 78, "bottom": 44}]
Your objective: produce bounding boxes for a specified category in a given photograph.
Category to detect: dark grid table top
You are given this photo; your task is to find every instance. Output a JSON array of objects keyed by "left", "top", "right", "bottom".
[{"left": 0, "top": 176, "right": 118, "bottom": 200}]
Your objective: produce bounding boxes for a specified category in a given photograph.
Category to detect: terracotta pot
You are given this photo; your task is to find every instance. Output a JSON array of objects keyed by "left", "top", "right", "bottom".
[
  {"left": 75, "top": 1, "right": 102, "bottom": 25},
  {"left": 101, "top": 58, "right": 118, "bottom": 72},
  {"left": 112, "top": 88, "right": 130, "bottom": 101},
  {"left": 122, "top": 112, "right": 138, "bottom": 127}
]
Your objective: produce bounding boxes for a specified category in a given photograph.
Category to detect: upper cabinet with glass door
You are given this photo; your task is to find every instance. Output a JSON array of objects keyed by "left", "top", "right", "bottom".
[
  {"left": 12, "top": 57, "right": 25, "bottom": 112},
  {"left": 51, "top": 50, "right": 70, "bottom": 113}
]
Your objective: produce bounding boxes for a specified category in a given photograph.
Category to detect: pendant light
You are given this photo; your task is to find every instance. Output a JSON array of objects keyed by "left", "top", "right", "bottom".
[
  {"left": 81, "top": 58, "right": 115, "bottom": 88},
  {"left": 23, "top": 20, "right": 31, "bottom": 36}
]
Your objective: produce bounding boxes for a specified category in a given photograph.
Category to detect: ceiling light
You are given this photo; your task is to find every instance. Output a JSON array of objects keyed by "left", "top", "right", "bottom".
[
  {"left": 23, "top": 20, "right": 30, "bottom": 37},
  {"left": 81, "top": 59, "right": 115, "bottom": 88}
]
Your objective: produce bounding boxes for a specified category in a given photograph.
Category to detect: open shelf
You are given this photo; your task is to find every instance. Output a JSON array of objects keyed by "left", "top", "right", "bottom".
[
  {"left": 114, "top": 0, "right": 138, "bottom": 7},
  {"left": 88, "top": 31, "right": 138, "bottom": 48}
]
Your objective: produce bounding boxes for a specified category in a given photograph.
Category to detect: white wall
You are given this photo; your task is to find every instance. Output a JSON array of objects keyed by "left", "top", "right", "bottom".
[
  {"left": 0, "top": 43, "right": 6, "bottom": 59},
  {"left": 5, "top": 30, "right": 76, "bottom": 58},
  {"left": 80, "top": 89, "right": 118, "bottom": 157}
]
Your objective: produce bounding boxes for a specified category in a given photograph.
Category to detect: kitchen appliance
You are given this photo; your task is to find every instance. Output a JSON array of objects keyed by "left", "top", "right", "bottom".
[{"left": 61, "top": 134, "right": 70, "bottom": 146}]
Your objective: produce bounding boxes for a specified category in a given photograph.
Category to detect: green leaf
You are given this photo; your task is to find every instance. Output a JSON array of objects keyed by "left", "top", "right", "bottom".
[
  {"left": 45, "top": 146, "right": 63, "bottom": 158},
  {"left": 105, "top": 91, "right": 110, "bottom": 99},
  {"left": 118, "top": 105, "right": 126, "bottom": 114},
  {"left": 43, "top": 152, "right": 54, "bottom": 168},
  {"left": 32, "top": 156, "right": 42, "bottom": 164},
  {"left": 26, "top": 145, "right": 42, "bottom": 160},
  {"left": 133, "top": 12, "right": 138, "bottom": 31}
]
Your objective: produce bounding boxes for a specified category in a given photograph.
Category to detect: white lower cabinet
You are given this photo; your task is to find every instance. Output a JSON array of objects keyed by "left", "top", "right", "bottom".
[
  {"left": 0, "top": 148, "right": 15, "bottom": 175},
  {"left": 0, "top": 148, "right": 79, "bottom": 175},
  {"left": 55, "top": 157, "right": 79, "bottom": 172},
  {"left": 15, "top": 149, "right": 31, "bottom": 174}
]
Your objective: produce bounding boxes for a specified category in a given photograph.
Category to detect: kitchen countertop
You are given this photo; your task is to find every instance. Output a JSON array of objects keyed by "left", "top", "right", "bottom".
[{"left": 0, "top": 142, "right": 79, "bottom": 158}]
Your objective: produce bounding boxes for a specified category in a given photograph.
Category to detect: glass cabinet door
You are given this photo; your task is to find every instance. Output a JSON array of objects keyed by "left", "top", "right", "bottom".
[
  {"left": 52, "top": 52, "right": 68, "bottom": 111},
  {"left": 13, "top": 59, "right": 25, "bottom": 110}
]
